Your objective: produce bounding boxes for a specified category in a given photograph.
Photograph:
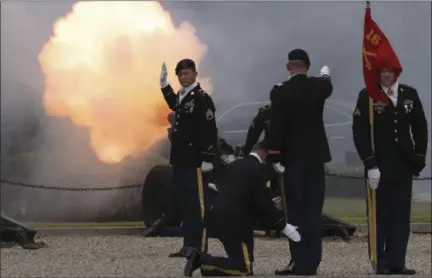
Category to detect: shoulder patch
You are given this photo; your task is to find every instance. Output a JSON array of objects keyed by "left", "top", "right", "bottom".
[
  {"left": 353, "top": 108, "right": 361, "bottom": 116},
  {"left": 259, "top": 104, "right": 271, "bottom": 112}
]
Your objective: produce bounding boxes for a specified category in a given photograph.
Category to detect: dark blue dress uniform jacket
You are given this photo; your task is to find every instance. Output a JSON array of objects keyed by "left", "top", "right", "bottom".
[
  {"left": 352, "top": 84, "right": 428, "bottom": 180},
  {"left": 161, "top": 83, "right": 218, "bottom": 167}
]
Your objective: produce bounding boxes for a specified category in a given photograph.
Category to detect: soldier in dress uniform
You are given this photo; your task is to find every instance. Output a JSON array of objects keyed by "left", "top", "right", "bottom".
[
  {"left": 183, "top": 147, "right": 301, "bottom": 277},
  {"left": 242, "top": 104, "right": 281, "bottom": 193},
  {"left": 241, "top": 104, "right": 283, "bottom": 238},
  {"left": 159, "top": 59, "right": 218, "bottom": 257},
  {"left": 352, "top": 60, "right": 428, "bottom": 275},
  {"left": 242, "top": 104, "right": 271, "bottom": 155},
  {"left": 265, "top": 49, "right": 333, "bottom": 276}
]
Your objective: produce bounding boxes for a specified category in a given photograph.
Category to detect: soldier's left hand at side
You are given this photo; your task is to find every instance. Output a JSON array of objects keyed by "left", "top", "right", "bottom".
[
  {"left": 367, "top": 168, "right": 380, "bottom": 190},
  {"left": 201, "top": 161, "right": 214, "bottom": 172},
  {"left": 272, "top": 163, "right": 285, "bottom": 174},
  {"left": 281, "top": 223, "right": 301, "bottom": 242}
]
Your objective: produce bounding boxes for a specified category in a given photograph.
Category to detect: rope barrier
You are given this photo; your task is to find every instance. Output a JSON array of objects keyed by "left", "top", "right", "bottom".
[{"left": 1, "top": 172, "right": 430, "bottom": 191}]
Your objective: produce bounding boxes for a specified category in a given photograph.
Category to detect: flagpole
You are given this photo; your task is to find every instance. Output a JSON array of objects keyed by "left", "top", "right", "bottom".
[
  {"left": 367, "top": 97, "right": 377, "bottom": 271},
  {"left": 365, "top": 0, "right": 378, "bottom": 271}
]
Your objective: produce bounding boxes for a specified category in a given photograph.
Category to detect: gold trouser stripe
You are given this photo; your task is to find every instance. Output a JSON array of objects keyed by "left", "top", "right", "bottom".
[
  {"left": 366, "top": 185, "right": 377, "bottom": 266},
  {"left": 201, "top": 228, "right": 207, "bottom": 253},
  {"left": 197, "top": 168, "right": 205, "bottom": 219},
  {"left": 197, "top": 168, "right": 207, "bottom": 252},
  {"left": 201, "top": 265, "right": 249, "bottom": 276},
  {"left": 200, "top": 242, "right": 252, "bottom": 276},
  {"left": 241, "top": 242, "right": 252, "bottom": 274},
  {"left": 279, "top": 175, "right": 288, "bottom": 222}
]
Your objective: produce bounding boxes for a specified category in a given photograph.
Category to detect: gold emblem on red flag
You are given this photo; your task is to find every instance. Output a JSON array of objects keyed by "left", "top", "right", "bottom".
[
  {"left": 363, "top": 28, "right": 382, "bottom": 71},
  {"left": 363, "top": 48, "right": 377, "bottom": 70}
]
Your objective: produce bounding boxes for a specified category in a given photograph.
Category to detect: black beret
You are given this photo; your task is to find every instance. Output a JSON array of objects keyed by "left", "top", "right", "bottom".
[
  {"left": 175, "top": 58, "right": 196, "bottom": 75},
  {"left": 288, "top": 49, "right": 310, "bottom": 68}
]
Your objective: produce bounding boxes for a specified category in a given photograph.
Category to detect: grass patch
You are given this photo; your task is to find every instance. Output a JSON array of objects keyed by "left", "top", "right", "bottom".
[
  {"left": 324, "top": 197, "right": 431, "bottom": 223},
  {"left": 26, "top": 216, "right": 430, "bottom": 229},
  {"left": 24, "top": 198, "right": 430, "bottom": 229}
]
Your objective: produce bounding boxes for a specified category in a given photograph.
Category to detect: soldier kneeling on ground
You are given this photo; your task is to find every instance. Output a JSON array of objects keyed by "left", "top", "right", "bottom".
[{"left": 184, "top": 147, "right": 300, "bottom": 277}]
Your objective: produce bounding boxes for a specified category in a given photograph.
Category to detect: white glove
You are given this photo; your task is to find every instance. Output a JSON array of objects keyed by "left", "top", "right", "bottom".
[
  {"left": 208, "top": 183, "right": 218, "bottom": 192},
  {"left": 273, "top": 163, "right": 285, "bottom": 174},
  {"left": 272, "top": 196, "right": 283, "bottom": 211},
  {"left": 221, "top": 154, "right": 235, "bottom": 164},
  {"left": 320, "top": 65, "right": 330, "bottom": 77},
  {"left": 367, "top": 168, "right": 380, "bottom": 190},
  {"left": 282, "top": 223, "right": 301, "bottom": 242},
  {"left": 201, "top": 162, "right": 213, "bottom": 173},
  {"left": 160, "top": 62, "right": 168, "bottom": 88}
]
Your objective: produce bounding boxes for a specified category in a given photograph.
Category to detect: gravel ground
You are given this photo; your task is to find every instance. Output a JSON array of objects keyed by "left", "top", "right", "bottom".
[{"left": 1, "top": 234, "right": 431, "bottom": 277}]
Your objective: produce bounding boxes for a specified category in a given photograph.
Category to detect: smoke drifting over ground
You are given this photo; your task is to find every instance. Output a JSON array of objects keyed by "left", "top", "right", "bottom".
[
  {"left": 1, "top": 1, "right": 430, "bottom": 220},
  {"left": 2, "top": 1, "right": 212, "bottom": 220},
  {"left": 39, "top": 1, "right": 212, "bottom": 164}
]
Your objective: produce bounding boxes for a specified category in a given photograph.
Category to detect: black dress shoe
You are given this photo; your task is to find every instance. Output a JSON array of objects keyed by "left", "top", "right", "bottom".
[
  {"left": 275, "top": 261, "right": 296, "bottom": 275},
  {"left": 184, "top": 248, "right": 200, "bottom": 277},
  {"left": 376, "top": 268, "right": 392, "bottom": 275},
  {"left": 169, "top": 248, "right": 188, "bottom": 258},
  {"left": 275, "top": 268, "right": 316, "bottom": 276},
  {"left": 390, "top": 267, "right": 416, "bottom": 275},
  {"left": 295, "top": 270, "right": 317, "bottom": 276},
  {"left": 275, "top": 268, "right": 295, "bottom": 276}
]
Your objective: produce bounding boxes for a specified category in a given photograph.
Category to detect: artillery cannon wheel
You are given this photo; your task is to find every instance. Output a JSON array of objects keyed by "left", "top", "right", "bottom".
[{"left": 141, "top": 165, "right": 181, "bottom": 227}]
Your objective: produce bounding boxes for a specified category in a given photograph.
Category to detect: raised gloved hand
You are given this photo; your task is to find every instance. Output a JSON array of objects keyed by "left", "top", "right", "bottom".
[
  {"left": 201, "top": 162, "right": 214, "bottom": 173},
  {"left": 160, "top": 62, "right": 168, "bottom": 88},
  {"left": 282, "top": 223, "right": 301, "bottom": 242},
  {"left": 320, "top": 65, "right": 330, "bottom": 77},
  {"left": 367, "top": 167, "right": 380, "bottom": 190},
  {"left": 273, "top": 162, "right": 285, "bottom": 174}
]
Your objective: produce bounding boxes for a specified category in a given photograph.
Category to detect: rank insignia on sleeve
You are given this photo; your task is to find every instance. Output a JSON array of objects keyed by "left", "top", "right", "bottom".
[
  {"left": 206, "top": 109, "right": 214, "bottom": 120},
  {"left": 353, "top": 108, "right": 361, "bottom": 116}
]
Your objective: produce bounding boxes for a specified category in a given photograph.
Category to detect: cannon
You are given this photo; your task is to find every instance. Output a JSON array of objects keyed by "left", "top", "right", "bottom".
[{"left": 141, "top": 134, "right": 357, "bottom": 241}]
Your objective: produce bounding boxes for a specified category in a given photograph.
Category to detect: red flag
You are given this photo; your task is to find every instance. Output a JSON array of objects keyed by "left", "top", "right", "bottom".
[{"left": 363, "top": 2, "right": 403, "bottom": 102}]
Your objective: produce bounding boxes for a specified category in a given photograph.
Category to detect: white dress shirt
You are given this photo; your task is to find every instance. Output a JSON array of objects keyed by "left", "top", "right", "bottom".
[
  {"left": 249, "top": 152, "right": 263, "bottom": 163},
  {"left": 381, "top": 81, "right": 399, "bottom": 106},
  {"left": 178, "top": 81, "right": 198, "bottom": 104}
]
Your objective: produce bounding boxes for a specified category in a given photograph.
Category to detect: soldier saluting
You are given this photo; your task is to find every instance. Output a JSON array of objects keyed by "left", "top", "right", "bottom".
[
  {"left": 265, "top": 49, "right": 333, "bottom": 276},
  {"left": 159, "top": 59, "right": 218, "bottom": 257},
  {"left": 352, "top": 57, "right": 428, "bottom": 275}
]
